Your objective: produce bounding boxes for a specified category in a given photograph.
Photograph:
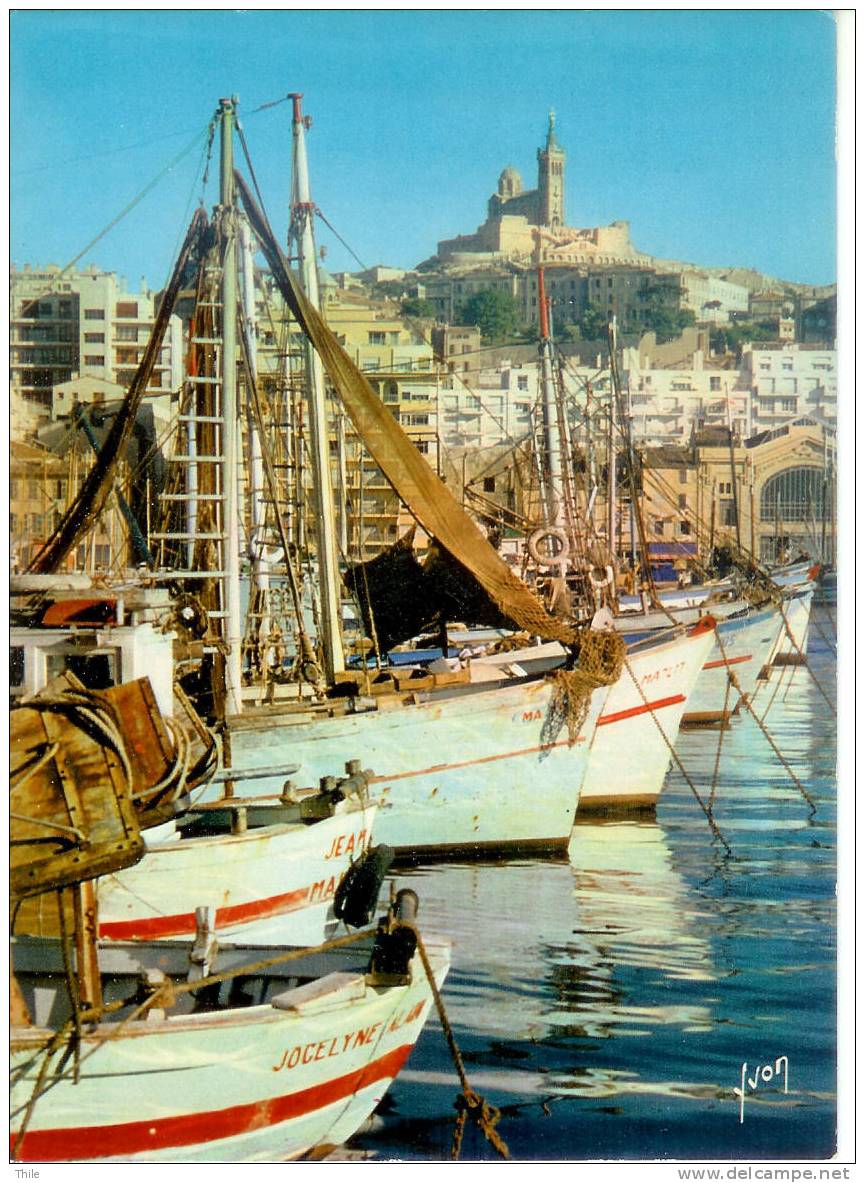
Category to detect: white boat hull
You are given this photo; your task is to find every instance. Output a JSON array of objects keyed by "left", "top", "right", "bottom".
[
  {"left": 579, "top": 622, "right": 717, "bottom": 809},
  {"left": 227, "top": 674, "right": 604, "bottom": 857},
  {"left": 767, "top": 587, "right": 814, "bottom": 666},
  {"left": 11, "top": 942, "right": 449, "bottom": 1163},
  {"left": 681, "top": 604, "right": 783, "bottom": 725},
  {"left": 93, "top": 801, "right": 377, "bottom": 945}
]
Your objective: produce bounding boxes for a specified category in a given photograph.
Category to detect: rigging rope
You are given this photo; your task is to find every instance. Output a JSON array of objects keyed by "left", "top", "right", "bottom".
[
  {"left": 27, "top": 207, "right": 209, "bottom": 574},
  {"left": 57, "top": 124, "right": 210, "bottom": 277}
]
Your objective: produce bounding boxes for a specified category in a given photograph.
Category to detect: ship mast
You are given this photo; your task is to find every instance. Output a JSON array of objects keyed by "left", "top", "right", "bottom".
[
  {"left": 538, "top": 266, "right": 565, "bottom": 529},
  {"left": 288, "top": 93, "right": 345, "bottom": 681},
  {"left": 219, "top": 96, "right": 244, "bottom": 716}
]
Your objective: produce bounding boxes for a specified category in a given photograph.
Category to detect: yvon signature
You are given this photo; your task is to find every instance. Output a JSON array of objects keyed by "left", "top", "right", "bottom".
[{"left": 734, "top": 1056, "right": 788, "bottom": 1123}]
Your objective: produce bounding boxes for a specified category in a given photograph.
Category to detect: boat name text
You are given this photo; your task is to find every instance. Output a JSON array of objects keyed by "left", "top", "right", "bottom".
[
  {"left": 324, "top": 827, "right": 371, "bottom": 860},
  {"left": 271, "top": 1000, "right": 425, "bottom": 1072}
]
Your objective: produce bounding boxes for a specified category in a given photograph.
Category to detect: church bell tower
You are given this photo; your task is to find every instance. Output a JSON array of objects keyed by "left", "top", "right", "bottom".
[{"left": 537, "top": 111, "right": 565, "bottom": 228}]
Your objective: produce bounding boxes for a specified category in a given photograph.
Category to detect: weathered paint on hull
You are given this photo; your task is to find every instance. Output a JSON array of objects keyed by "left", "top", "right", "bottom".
[
  {"left": 227, "top": 675, "right": 604, "bottom": 856},
  {"left": 10, "top": 944, "right": 449, "bottom": 1163},
  {"left": 682, "top": 606, "right": 783, "bottom": 724},
  {"left": 95, "top": 803, "right": 377, "bottom": 945},
  {"left": 579, "top": 625, "right": 717, "bottom": 809}
]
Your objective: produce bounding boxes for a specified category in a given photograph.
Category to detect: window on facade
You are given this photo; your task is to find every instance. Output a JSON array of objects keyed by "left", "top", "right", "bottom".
[
  {"left": 84, "top": 333, "right": 104, "bottom": 344},
  {"left": 116, "top": 302, "right": 138, "bottom": 319},
  {"left": 84, "top": 308, "right": 105, "bottom": 320},
  {"left": 723, "top": 505, "right": 738, "bottom": 526},
  {"left": 760, "top": 467, "right": 824, "bottom": 522},
  {"left": 654, "top": 519, "right": 666, "bottom": 535},
  {"left": 780, "top": 398, "right": 797, "bottom": 413},
  {"left": 678, "top": 493, "right": 687, "bottom": 509},
  {"left": 679, "top": 521, "right": 691, "bottom": 535},
  {"left": 517, "top": 376, "right": 529, "bottom": 391},
  {"left": 483, "top": 477, "right": 496, "bottom": 493},
  {"left": 415, "top": 440, "right": 430, "bottom": 454},
  {"left": 117, "top": 325, "right": 138, "bottom": 342},
  {"left": 404, "top": 413, "right": 429, "bottom": 426},
  {"left": 709, "top": 376, "right": 721, "bottom": 391},
  {"left": 84, "top": 355, "right": 105, "bottom": 366},
  {"left": 679, "top": 468, "right": 687, "bottom": 484},
  {"left": 368, "top": 331, "right": 386, "bottom": 346}
]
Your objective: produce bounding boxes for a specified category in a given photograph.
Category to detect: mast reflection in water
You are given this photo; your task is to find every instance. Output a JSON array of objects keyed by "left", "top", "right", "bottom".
[{"left": 349, "top": 608, "right": 836, "bottom": 1162}]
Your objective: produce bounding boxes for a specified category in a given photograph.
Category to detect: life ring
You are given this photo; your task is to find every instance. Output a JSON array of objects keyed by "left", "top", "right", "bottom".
[
  {"left": 589, "top": 564, "right": 614, "bottom": 590},
  {"left": 527, "top": 526, "right": 571, "bottom": 566}
]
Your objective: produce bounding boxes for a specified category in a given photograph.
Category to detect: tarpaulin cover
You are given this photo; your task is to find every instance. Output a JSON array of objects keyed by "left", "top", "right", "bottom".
[{"left": 345, "top": 532, "right": 515, "bottom": 652}]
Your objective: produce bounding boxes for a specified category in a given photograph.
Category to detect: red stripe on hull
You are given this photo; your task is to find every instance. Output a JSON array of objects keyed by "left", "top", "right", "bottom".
[
  {"left": 703, "top": 654, "right": 752, "bottom": 671},
  {"left": 368, "top": 733, "right": 586, "bottom": 784},
  {"left": 597, "top": 693, "right": 685, "bottom": 727},
  {"left": 11, "top": 1042, "right": 414, "bottom": 1162},
  {"left": 98, "top": 883, "right": 312, "bottom": 941}
]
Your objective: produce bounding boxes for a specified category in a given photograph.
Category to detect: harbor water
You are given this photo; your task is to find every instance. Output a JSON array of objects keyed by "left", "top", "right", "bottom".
[{"left": 349, "top": 607, "right": 838, "bottom": 1162}]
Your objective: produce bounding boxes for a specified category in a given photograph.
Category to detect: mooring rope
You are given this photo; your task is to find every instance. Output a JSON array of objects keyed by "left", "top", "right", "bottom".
[
  {"left": 714, "top": 631, "right": 817, "bottom": 814},
  {"left": 622, "top": 658, "right": 732, "bottom": 855},
  {"left": 408, "top": 926, "right": 510, "bottom": 1161}
]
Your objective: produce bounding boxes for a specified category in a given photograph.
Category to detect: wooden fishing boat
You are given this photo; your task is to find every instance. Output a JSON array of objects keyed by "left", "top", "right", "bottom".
[
  {"left": 224, "top": 659, "right": 607, "bottom": 858},
  {"left": 11, "top": 896, "right": 450, "bottom": 1163},
  {"left": 11, "top": 591, "right": 384, "bottom": 945},
  {"left": 579, "top": 617, "right": 717, "bottom": 809},
  {"left": 766, "top": 582, "right": 815, "bottom": 668}
]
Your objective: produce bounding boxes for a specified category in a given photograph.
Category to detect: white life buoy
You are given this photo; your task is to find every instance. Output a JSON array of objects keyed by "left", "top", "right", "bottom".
[
  {"left": 589, "top": 564, "right": 614, "bottom": 589},
  {"left": 527, "top": 526, "right": 571, "bottom": 567}
]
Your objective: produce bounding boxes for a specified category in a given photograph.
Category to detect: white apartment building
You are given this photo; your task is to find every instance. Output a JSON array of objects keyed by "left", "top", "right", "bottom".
[
  {"left": 436, "top": 339, "right": 837, "bottom": 455},
  {"left": 742, "top": 343, "right": 837, "bottom": 431},
  {"left": 678, "top": 271, "right": 750, "bottom": 322},
  {"left": 437, "top": 360, "right": 542, "bottom": 452},
  {"left": 10, "top": 263, "right": 183, "bottom": 432}
]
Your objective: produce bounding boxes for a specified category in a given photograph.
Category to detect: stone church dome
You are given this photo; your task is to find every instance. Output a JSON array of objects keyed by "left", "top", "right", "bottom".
[{"left": 498, "top": 166, "right": 523, "bottom": 198}]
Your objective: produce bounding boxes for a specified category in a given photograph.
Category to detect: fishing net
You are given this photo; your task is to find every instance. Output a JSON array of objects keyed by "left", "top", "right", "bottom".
[{"left": 540, "top": 628, "right": 627, "bottom": 749}]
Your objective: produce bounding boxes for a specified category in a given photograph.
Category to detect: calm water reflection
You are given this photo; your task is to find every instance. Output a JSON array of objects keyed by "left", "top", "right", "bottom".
[{"left": 350, "top": 609, "right": 837, "bottom": 1162}]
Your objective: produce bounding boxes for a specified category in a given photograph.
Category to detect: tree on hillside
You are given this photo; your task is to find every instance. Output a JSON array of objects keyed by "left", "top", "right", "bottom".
[
  {"left": 640, "top": 306, "right": 696, "bottom": 341},
  {"left": 710, "top": 320, "right": 778, "bottom": 354},
  {"left": 574, "top": 303, "right": 610, "bottom": 341},
  {"left": 400, "top": 296, "right": 436, "bottom": 319},
  {"left": 457, "top": 289, "right": 521, "bottom": 341}
]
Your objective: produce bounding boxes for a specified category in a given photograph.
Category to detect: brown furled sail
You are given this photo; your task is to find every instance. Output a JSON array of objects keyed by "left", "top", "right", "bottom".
[
  {"left": 234, "top": 171, "right": 578, "bottom": 646},
  {"left": 27, "top": 208, "right": 210, "bottom": 574}
]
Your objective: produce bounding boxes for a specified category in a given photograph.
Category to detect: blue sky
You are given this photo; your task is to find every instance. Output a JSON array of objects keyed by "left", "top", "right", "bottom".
[{"left": 10, "top": 9, "right": 838, "bottom": 290}]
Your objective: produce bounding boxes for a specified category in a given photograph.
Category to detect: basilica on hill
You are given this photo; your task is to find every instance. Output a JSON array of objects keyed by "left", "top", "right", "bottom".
[{"left": 434, "top": 113, "right": 650, "bottom": 269}]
